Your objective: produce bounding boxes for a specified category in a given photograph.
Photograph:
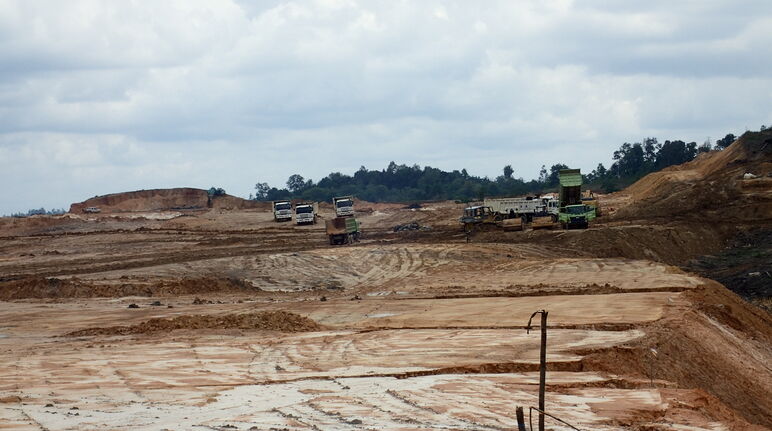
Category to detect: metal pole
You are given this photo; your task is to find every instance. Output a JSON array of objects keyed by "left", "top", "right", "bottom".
[
  {"left": 516, "top": 406, "right": 527, "bottom": 431},
  {"left": 526, "top": 310, "right": 548, "bottom": 431},
  {"left": 539, "top": 311, "right": 548, "bottom": 431}
]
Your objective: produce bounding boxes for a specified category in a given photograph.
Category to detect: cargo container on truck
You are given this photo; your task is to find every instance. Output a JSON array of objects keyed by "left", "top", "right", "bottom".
[
  {"left": 325, "top": 216, "right": 360, "bottom": 245},
  {"left": 483, "top": 196, "right": 558, "bottom": 222}
]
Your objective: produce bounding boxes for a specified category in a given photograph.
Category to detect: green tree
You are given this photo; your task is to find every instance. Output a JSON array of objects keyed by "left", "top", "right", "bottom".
[
  {"left": 547, "top": 164, "right": 569, "bottom": 187},
  {"left": 503, "top": 165, "right": 514, "bottom": 179},
  {"left": 286, "top": 174, "right": 307, "bottom": 193},
  {"left": 715, "top": 133, "right": 735, "bottom": 150},
  {"left": 254, "top": 182, "right": 270, "bottom": 200}
]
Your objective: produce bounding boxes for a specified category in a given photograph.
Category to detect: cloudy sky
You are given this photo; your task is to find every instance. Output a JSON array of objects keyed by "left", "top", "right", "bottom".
[{"left": 1, "top": 0, "right": 771, "bottom": 214}]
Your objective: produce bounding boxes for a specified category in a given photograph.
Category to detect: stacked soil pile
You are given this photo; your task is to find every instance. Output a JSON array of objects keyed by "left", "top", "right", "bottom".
[
  {"left": 612, "top": 129, "right": 772, "bottom": 223},
  {"left": 69, "top": 188, "right": 262, "bottom": 213},
  {"left": 0, "top": 276, "right": 260, "bottom": 300},
  {"left": 581, "top": 285, "right": 772, "bottom": 427},
  {"left": 67, "top": 311, "right": 322, "bottom": 336}
]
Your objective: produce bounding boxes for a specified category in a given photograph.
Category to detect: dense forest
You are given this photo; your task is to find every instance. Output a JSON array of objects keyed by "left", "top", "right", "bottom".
[{"left": 252, "top": 132, "right": 743, "bottom": 203}]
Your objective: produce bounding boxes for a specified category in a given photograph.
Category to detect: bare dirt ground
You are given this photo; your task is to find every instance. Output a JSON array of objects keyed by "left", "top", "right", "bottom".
[{"left": 0, "top": 132, "right": 770, "bottom": 430}]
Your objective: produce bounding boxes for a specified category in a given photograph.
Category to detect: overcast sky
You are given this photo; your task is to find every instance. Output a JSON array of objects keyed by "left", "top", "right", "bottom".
[{"left": 1, "top": 0, "right": 771, "bottom": 214}]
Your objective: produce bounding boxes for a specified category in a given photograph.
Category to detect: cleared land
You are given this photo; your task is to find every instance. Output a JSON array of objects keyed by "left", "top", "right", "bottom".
[{"left": 1, "top": 132, "right": 770, "bottom": 430}]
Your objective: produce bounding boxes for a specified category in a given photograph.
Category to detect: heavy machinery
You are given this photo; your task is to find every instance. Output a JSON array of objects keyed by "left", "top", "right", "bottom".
[
  {"left": 294, "top": 202, "right": 318, "bottom": 225},
  {"left": 531, "top": 213, "right": 557, "bottom": 229},
  {"left": 484, "top": 196, "right": 558, "bottom": 222},
  {"left": 559, "top": 204, "right": 594, "bottom": 229},
  {"left": 272, "top": 200, "right": 292, "bottom": 222},
  {"left": 326, "top": 216, "right": 360, "bottom": 245},
  {"left": 557, "top": 169, "right": 595, "bottom": 229},
  {"left": 581, "top": 190, "right": 600, "bottom": 216},
  {"left": 332, "top": 196, "right": 355, "bottom": 217},
  {"left": 460, "top": 205, "right": 502, "bottom": 233}
]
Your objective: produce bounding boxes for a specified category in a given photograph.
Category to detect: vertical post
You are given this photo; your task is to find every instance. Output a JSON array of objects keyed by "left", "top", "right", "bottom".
[
  {"left": 538, "top": 311, "right": 548, "bottom": 431},
  {"left": 516, "top": 406, "right": 527, "bottom": 431},
  {"left": 526, "top": 310, "right": 548, "bottom": 431}
]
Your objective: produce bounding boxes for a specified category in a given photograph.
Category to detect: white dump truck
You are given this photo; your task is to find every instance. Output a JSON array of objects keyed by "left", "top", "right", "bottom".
[
  {"left": 272, "top": 200, "right": 293, "bottom": 222},
  {"left": 332, "top": 196, "right": 354, "bottom": 217},
  {"left": 483, "top": 196, "right": 558, "bottom": 222},
  {"left": 294, "top": 202, "right": 318, "bottom": 225}
]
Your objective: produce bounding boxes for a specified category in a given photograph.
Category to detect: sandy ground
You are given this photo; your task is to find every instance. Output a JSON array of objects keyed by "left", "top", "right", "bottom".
[{"left": 0, "top": 202, "right": 769, "bottom": 430}]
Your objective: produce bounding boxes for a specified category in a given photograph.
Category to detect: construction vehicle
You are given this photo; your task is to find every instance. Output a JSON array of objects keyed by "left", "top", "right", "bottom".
[
  {"left": 272, "top": 200, "right": 292, "bottom": 222},
  {"left": 332, "top": 196, "right": 354, "bottom": 217},
  {"left": 460, "top": 206, "right": 504, "bottom": 233},
  {"left": 557, "top": 169, "right": 595, "bottom": 229},
  {"left": 484, "top": 196, "right": 558, "bottom": 222},
  {"left": 500, "top": 217, "right": 525, "bottom": 231},
  {"left": 294, "top": 202, "right": 318, "bottom": 225},
  {"left": 581, "top": 190, "right": 600, "bottom": 216},
  {"left": 326, "top": 216, "right": 360, "bottom": 245},
  {"left": 531, "top": 213, "right": 557, "bottom": 229}
]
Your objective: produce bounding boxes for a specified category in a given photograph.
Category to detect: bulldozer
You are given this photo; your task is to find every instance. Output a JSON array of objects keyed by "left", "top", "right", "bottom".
[{"left": 460, "top": 206, "right": 502, "bottom": 233}]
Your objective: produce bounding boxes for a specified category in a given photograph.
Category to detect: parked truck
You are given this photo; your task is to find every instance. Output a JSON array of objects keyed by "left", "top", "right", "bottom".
[
  {"left": 483, "top": 196, "right": 558, "bottom": 222},
  {"left": 332, "top": 196, "right": 354, "bottom": 217},
  {"left": 272, "top": 200, "right": 293, "bottom": 222},
  {"left": 294, "top": 202, "right": 318, "bottom": 225},
  {"left": 325, "top": 216, "right": 360, "bottom": 245},
  {"left": 557, "top": 169, "right": 595, "bottom": 229}
]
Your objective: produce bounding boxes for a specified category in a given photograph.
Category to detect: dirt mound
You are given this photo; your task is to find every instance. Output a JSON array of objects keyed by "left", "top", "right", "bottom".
[
  {"left": 0, "top": 276, "right": 260, "bottom": 300},
  {"left": 581, "top": 285, "right": 772, "bottom": 427},
  {"left": 67, "top": 310, "right": 322, "bottom": 336},
  {"left": 612, "top": 129, "right": 772, "bottom": 223},
  {"left": 69, "top": 188, "right": 261, "bottom": 213}
]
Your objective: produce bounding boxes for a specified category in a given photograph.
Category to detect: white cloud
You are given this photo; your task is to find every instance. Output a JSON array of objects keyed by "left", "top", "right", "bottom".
[{"left": 0, "top": 0, "right": 771, "bottom": 213}]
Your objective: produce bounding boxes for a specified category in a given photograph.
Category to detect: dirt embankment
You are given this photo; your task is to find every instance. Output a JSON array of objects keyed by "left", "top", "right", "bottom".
[
  {"left": 0, "top": 276, "right": 261, "bottom": 300},
  {"left": 686, "top": 229, "right": 772, "bottom": 311},
  {"left": 67, "top": 310, "right": 323, "bottom": 336},
  {"left": 69, "top": 188, "right": 263, "bottom": 213},
  {"left": 610, "top": 129, "right": 772, "bottom": 224},
  {"left": 581, "top": 285, "right": 772, "bottom": 427}
]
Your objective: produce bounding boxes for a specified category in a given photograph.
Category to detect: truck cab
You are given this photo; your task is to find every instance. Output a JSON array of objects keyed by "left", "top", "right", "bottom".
[
  {"left": 272, "top": 200, "right": 292, "bottom": 222},
  {"left": 332, "top": 196, "right": 354, "bottom": 217},
  {"left": 544, "top": 198, "right": 559, "bottom": 215},
  {"left": 558, "top": 204, "right": 594, "bottom": 229},
  {"left": 295, "top": 203, "right": 317, "bottom": 225}
]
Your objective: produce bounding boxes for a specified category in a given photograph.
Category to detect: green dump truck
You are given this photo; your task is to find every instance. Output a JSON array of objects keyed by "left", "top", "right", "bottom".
[
  {"left": 558, "top": 169, "right": 595, "bottom": 229},
  {"left": 326, "top": 216, "right": 361, "bottom": 245}
]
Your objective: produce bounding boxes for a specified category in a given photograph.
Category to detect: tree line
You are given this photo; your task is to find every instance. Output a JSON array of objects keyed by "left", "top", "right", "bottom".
[{"left": 250, "top": 132, "right": 744, "bottom": 203}]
